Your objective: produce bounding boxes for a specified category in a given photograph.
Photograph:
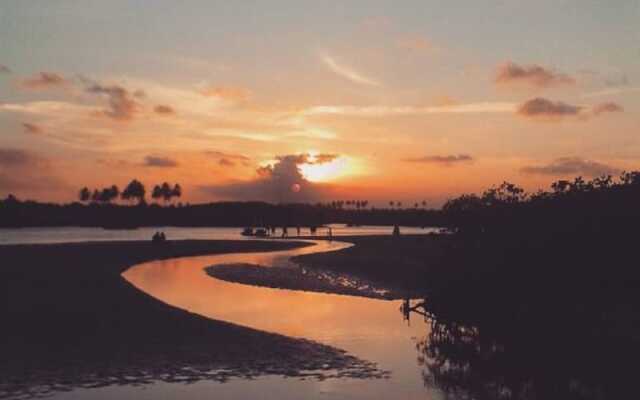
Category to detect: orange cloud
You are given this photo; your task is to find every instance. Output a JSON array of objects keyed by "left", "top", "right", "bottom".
[
  {"left": 404, "top": 154, "right": 473, "bottom": 165},
  {"left": 200, "top": 86, "right": 251, "bottom": 102}
]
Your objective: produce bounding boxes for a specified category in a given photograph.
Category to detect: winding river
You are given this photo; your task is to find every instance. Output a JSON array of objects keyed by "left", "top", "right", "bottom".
[{"left": 108, "top": 240, "right": 435, "bottom": 399}]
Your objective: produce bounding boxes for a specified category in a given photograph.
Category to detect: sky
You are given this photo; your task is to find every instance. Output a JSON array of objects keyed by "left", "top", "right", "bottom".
[{"left": 1, "top": 0, "right": 639, "bottom": 206}]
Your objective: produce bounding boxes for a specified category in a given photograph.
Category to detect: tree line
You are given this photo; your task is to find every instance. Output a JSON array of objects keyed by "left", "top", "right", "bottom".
[{"left": 78, "top": 179, "right": 182, "bottom": 205}]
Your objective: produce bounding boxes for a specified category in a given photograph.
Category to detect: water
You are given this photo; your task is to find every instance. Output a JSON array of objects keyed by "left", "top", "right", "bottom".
[
  {"left": 0, "top": 225, "right": 439, "bottom": 245},
  {"left": 49, "top": 240, "right": 437, "bottom": 399}
]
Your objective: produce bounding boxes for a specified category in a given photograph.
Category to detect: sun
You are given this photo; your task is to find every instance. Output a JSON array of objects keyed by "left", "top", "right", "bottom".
[{"left": 299, "top": 155, "right": 349, "bottom": 182}]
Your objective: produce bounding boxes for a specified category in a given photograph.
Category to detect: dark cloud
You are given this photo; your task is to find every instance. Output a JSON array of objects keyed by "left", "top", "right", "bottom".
[
  {"left": 312, "top": 153, "right": 339, "bottom": 164},
  {"left": 0, "top": 149, "right": 66, "bottom": 197},
  {"left": 0, "top": 148, "right": 33, "bottom": 167},
  {"left": 21, "top": 72, "right": 67, "bottom": 89},
  {"left": 133, "top": 89, "right": 147, "bottom": 98},
  {"left": 0, "top": 64, "right": 11, "bottom": 74},
  {"left": 204, "top": 150, "right": 251, "bottom": 165},
  {"left": 22, "top": 122, "right": 43, "bottom": 134},
  {"left": 143, "top": 155, "right": 179, "bottom": 168},
  {"left": 85, "top": 82, "right": 139, "bottom": 121},
  {"left": 495, "top": 62, "right": 575, "bottom": 88},
  {"left": 404, "top": 154, "right": 473, "bottom": 165},
  {"left": 521, "top": 157, "right": 620, "bottom": 177},
  {"left": 517, "top": 98, "right": 582, "bottom": 118},
  {"left": 592, "top": 102, "right": 623, "bottom": 115},
  {"left": 154, "top": 105, "right": 175, "bottom": 115},
  {"left": 218, "top": 158, "right": 235, "bottom": 167},
  {"left": 200, "top": 153, "right": 340, "bottom": 203}
]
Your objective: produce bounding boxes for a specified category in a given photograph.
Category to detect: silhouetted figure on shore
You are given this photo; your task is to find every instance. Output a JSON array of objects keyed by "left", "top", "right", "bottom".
[
  {"left": 296, "top": 226, "right": 301, "bottom": 236},
  {"left": 281, "top": 226, "right": 288, "bottom": 238},
  {"left": 152, "top": 231, "right": 166, "bottom": 244},
  {"left": 393, "top": 224, "right": 401, "bottom": 236},
  {"left": 270, "top": 226, "right": 276, "bottom": 235},
  {"left": 328, "top": 226, "right": 333, "bottom": 241},
  {"left": 310, "top": 226, "right": 317, "bottom": 235}
]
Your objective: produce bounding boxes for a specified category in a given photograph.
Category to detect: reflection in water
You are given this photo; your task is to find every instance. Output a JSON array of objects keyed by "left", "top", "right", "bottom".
[
  {"left": 405, "top": 299, "right": 639, "bottom": 400},
  {"left": 120, "top": 240, "right": 434, "bottom": 400}
]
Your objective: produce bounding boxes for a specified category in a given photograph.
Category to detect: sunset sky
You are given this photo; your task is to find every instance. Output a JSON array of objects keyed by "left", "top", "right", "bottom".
[{"left": 1, "top": 1, "right": 638, "bottom": 206}]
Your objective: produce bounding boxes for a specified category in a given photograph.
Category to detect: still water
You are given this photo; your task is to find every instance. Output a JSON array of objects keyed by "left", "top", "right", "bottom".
[
  {"left": 0, "top": 225, "right": 439, "bottom": 245},
  {"left": 48, "top": 240, "right": 438, "bottom": 399}
]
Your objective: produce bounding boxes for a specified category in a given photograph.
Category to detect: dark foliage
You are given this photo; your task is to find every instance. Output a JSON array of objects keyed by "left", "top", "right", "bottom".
[{"left": 413, "top": 171, "right": 640, "bottom": 399}]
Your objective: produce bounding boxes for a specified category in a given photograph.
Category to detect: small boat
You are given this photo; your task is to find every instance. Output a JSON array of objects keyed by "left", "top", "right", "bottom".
[{"left": 241, "top": 227, "right": 254, "bottom": 236}]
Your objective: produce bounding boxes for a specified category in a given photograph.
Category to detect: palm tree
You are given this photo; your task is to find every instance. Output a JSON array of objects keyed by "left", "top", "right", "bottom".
[
  {"left": 121, "top": 179, "right": 146, "bottom": 205},
  {"left": 151, "top": 185, "right": 162, "bottom": 203},
  {"left": 171, "top": 183, "right": 182, "bottom": 202},
  {"left": 160, "top": 182, "right": 172, "bottom": 203},
  {"left": 79, "top": 187, "right": 90, "bottom": 203}
]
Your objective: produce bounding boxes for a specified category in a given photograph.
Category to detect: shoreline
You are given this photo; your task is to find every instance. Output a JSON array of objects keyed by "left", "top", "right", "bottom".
[{"left": 0, "top": 239, "right": 386, "bottom": 398}]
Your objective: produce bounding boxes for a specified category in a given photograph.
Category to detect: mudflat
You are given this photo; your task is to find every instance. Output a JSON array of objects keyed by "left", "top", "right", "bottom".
[{"left": 0, "top": 240, "right": 385, "bottom": 398}]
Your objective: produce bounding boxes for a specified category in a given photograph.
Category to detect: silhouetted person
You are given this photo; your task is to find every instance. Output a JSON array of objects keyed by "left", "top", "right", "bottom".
[
  {"left": 328, "top": 226, "right": 333, "bottom": 241},
  {"left": 310, "top": 226, "right": 317, "bottom": 235},
  {"left": 281, "top": 226, "right": 288, "bottom": 238},
  {"left": 296, "top": 226, "right": 301, "bottom": 236},
  {"left": 393, "top": 224, "right": 401, "bottom": 236}
]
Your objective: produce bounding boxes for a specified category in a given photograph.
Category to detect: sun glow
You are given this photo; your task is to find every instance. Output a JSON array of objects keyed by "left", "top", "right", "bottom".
[{"left": 300, "top": 155, "right": 349, "bottom": 182}]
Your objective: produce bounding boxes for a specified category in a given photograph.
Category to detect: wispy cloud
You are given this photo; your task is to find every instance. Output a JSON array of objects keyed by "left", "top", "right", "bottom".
[
  {"left": 582, "top": 87, "right": 640, "bottom": 98},
  {"left": 22, "top": 122, "right": 43, "bottom": 134},
  {"left": 200, "top": 86, "right": 252, "bottom": 102},
  {"left": 0, "top": 64, "right": 11, "bottom": 74},
  {"left": 404, "top": 154, "right": 473, "bottom": 165},
  {"left": 21, "top": 72, "right": 68, "bottom": 90},
  {"left": 143, "top": 155, "right": 179, "bottom": 168},
  {"left": 320, "top": 54, "right": 381, "bottom": 86},
  {"left": 304, "top": 102, "right": 516, "bottom": 117},
  {"left": 592, "top": 102, "right": 624, "bottom": 115},
  {"left": 0, "top": 101, "right": 96, "bottom": 116}
]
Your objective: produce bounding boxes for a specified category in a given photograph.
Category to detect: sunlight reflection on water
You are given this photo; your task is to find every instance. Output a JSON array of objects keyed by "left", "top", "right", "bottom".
[{"left": 116, "top": 240, "right": 436, "bottom": 400}]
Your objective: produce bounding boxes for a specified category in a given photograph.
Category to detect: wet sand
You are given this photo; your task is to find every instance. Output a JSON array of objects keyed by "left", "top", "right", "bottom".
[
  {"left": 0, "top": 240, "right": 385, "bottom": 398},
  {"left": 207, "top": 263, "right": 404, "bottom": 300},
  {"left": 291, "top": 234, "right": 447, "bottom": 293}
]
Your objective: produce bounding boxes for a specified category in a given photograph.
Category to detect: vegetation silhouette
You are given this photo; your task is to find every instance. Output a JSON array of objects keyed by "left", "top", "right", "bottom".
[
  {"left": 400, "top": 171, "right": 640, "bottom": 400},
  {"left": 0, "top": 179, "right": 443, "bottom": 228}
]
